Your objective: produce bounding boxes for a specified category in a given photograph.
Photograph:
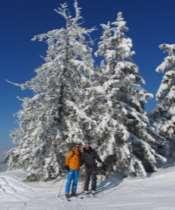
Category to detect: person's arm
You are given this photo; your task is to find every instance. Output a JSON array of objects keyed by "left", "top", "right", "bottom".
[
  {"left": 65, "top": 151, "right": 73, "bottom": 169},
  {"left": 80, "top": 152, "right": 84, "bottom": 166},
  {"left": 94, "top": 150, "right": 102, "bottom": 163}
]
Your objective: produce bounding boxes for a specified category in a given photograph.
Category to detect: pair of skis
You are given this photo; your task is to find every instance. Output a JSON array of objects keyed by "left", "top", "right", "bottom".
[
  {"left": 57, "top": 191, "right": 97, "bottom": 201},
  {"left": 78, "top": 191, "right": 97, "bottom": 199}
]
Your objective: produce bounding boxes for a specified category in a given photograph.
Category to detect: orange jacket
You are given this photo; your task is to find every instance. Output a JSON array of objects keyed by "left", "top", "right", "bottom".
[{"left": 65, "top": 149, "right": 81, "bottom": 170}]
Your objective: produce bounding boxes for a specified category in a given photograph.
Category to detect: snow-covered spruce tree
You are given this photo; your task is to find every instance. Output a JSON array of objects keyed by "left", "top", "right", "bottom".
[
  {"left": 8, "top": 1, "right": 94, "bottom": 181},
  {"left": 152, "top": 44, "right": 175, "bottom": 161},
  {"left": 92, "top": 12, "right": 166, "bottom": 176}
]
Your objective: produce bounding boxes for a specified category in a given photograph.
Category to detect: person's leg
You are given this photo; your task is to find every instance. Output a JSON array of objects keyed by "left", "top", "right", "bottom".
[
  {"left": 91, "top": 170, "right": 97, "bottom": 192},
  {"left": 71, "top": 170, "right": 80, "bottom": 195},
  {"left": 65, "top": 170, "right": 73, "bottom": 196},
  {"left": 84, "top": 168, "right": 91, "bottom": 192}
]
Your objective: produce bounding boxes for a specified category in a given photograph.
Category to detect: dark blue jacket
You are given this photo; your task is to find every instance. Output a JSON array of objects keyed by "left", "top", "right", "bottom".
[{"left": 81, "top": 147, "right": 102, "bottom": 170}]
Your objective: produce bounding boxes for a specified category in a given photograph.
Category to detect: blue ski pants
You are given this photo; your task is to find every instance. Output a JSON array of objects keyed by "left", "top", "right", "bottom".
[{"left": 65, "top": 170, "right": 80, "bottom": 194}]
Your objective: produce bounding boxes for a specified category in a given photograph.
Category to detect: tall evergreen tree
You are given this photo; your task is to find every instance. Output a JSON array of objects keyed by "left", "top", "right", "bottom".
[
  {"left": 152, "top": 44, "right": 175, "bottom": 161},
  {"left": 8, "top": 1, "right": 94, "bottom": 180},
  {"left": 93, "top": 12, "right": 166, "bottom": 176}
]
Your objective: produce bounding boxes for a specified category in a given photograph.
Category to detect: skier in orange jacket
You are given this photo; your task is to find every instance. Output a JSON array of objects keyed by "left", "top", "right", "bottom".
[{"left": 64, "top": 143, "right": 81, "bottom": 199}]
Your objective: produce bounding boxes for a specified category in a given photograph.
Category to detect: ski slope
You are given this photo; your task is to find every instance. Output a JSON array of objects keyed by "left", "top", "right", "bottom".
[{"left": 0, "top": 167, "right": 175, "bottom": 210}]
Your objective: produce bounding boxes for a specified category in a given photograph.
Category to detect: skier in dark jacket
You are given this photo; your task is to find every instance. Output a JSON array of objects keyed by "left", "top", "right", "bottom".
[{"left": 81, "top": 143, "right": 102, "bottom": 194}]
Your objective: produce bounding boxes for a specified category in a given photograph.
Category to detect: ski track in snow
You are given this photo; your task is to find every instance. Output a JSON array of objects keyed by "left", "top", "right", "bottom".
[{"left": 1, "top": 167, "right": 175, "bottom": 210}]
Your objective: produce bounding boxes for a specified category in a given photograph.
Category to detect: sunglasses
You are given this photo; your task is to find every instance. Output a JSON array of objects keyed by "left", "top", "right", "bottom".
[{"left": 75, "top": 145, "right": 80, "bottom": 148}]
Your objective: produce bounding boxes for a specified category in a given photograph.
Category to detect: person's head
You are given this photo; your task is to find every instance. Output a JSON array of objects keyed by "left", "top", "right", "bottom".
[
  {"left": 73, "top": 143, "right": 81, "bottom": 151},
  {"left": 84, "top": 143, "right": 91, "bottom": 150}
]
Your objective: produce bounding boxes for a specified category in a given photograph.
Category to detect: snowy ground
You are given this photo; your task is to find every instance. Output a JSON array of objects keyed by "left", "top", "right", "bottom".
[{"left": 1, "top": 167, "right": 175, "bottom": 210}]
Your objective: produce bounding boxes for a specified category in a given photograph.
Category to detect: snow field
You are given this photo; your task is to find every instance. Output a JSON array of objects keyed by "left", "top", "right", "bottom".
[{"left": 1, "top": 167, "right": 175, "bottom": 210}]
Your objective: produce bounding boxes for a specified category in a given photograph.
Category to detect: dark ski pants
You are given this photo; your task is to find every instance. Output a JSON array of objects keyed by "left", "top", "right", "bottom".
[
  {"left": 65, "top": 170, "right": 80, "bottom": 195},
  {"left": 84, "top": 168, "right": 97, "bottom": 191}
]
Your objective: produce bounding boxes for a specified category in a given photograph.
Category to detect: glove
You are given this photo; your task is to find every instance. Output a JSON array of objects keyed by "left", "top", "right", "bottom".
[
  {"left": 97, "top": 162, "right": 103, "bottom": 168},
  {"left": 64, "top": 165, "right": 69, "bottom": 171}
]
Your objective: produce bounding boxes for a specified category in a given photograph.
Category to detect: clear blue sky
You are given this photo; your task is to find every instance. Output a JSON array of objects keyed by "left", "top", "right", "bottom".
[{"left": 1, "top": 0, "right": 175, "bottom": 150}]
